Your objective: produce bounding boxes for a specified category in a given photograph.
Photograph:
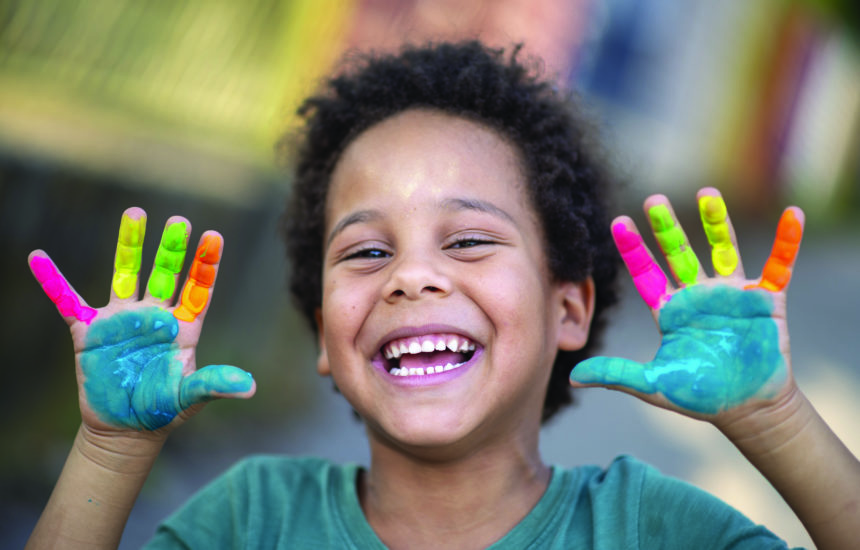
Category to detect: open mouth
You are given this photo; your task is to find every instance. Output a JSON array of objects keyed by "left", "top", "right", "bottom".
[{"left": 380, "top": 333, "right": 477, "bottom": 377}]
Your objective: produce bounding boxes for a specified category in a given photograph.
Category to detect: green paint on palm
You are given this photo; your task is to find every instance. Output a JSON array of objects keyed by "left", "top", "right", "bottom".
[
  {"left": 571, "top": 285, "right": 787, "bottom": 414},
  {"left": 648, "top": 205, "right": 698, "bottom": 284},
  {"left": 148, "top": 222, "right": 188, "bottom": 300},
  {"left": 82, "top": 307, "right": 254, "bottom": 430}
]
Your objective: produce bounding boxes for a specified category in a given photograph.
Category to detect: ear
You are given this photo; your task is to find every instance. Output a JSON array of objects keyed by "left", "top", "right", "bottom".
[
  {"left": 314, "top": 308, "right": 331, "bottom": 377},
  {"left": 556, "top": 277, "right": 596, "bottom": 351}
]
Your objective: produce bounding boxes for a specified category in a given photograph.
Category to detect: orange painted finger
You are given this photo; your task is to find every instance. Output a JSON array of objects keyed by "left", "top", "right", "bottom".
[
  {"left": 174, "top": 233, "right": 222, "bottom": 323},
  {"left": 756, "top": 209, "right": 803, "bottom": 292}
]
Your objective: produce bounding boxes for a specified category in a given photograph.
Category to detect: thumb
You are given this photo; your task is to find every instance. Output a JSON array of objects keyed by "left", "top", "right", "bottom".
[
  {"left": 570, "top": 356, "right": 655, "bottom": 395},
  {"left": 179, "top": 365, "right": 256, "bottom": 409}
]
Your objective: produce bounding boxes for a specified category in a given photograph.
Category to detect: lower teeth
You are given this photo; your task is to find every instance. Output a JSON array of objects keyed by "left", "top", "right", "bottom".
[{"left": 390, "top": 362, "right": 463, "bottom": 376}]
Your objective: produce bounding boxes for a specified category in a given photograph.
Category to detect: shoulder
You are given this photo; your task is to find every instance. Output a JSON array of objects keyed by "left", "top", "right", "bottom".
[
  {"left": 520, "top": 457, "right": 793, "bottom": 550},
  {"left": 618, "top": 457, "right": 794, "bottom": 549},
  {"left": 146, "top": 456, "right": 366, "bottom": 549},
  {"left": 225, "top": 454, "right": 352, "bottom": 485},
  {"left": 196, "top": 454, "right": 355, "bottom": 505}
]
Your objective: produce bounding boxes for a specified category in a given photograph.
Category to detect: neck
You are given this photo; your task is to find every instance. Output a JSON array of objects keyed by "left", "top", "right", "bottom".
[{"left": 360, "top": 425, "right": 550, "bottom": 550}]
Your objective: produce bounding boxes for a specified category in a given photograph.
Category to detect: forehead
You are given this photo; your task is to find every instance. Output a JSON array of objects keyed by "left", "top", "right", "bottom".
[{"left": 327, "top": 109, "right": 527, "bottom": 213}]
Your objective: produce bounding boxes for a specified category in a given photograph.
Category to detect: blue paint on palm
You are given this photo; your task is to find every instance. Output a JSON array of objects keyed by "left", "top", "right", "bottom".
[
  {"left": 571, "top": 285, "right": 786, "bottom": 414},
  {"left": 81, "top": 307, "right": 253, "bottom": 430}
]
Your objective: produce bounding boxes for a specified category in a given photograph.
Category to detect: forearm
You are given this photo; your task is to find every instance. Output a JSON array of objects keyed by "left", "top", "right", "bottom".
[
  {"left": 26, "top": 425, "right": 166, "bottom": 550},
  {"left": 719, "top": 386, "right": 860, "bottom": 549}
]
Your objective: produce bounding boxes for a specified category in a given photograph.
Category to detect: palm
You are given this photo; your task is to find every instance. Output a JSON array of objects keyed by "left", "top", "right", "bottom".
[
  {"left": 576, "top": 284, "right": 789, "bottom": 415},
  {"left": 76, "top": 307, "right": 195, "bottom": 431}
]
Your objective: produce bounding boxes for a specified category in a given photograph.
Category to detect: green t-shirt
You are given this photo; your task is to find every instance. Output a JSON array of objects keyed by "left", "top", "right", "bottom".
[{"left": 145, "top": 455, "right": 799, "bottom": 549}]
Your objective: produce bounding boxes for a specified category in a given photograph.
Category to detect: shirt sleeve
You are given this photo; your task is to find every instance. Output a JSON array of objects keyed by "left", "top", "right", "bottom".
[
  {"left": 637, "top": 464, "right": 804, "bottom": 550},
  {"left": 141, "top": 458, "right": 256, "bottom": 549}
]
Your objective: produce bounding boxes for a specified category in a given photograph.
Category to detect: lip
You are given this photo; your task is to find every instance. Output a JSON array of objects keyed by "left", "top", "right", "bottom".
[{"left": 371, "top": 324, "right": 482, "bottom": 388}]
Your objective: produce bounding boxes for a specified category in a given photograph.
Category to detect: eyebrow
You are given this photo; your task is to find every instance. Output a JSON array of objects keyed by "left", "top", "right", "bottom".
[
  {"left": 440, "top": 197, "right": 516, "bottom": 225},
  {"left": 326, "top": 209, "right": 385, "bottom": 247},
  {"left": 325, "top": 197, "right": 517, "bottom": 248}
]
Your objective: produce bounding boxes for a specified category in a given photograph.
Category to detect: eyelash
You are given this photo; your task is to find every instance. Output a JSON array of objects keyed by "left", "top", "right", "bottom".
[
  {"left": 340, "top": 235, "right": 496, "bottom": 262},
  {"left": 343, "top": 247, "right": 390, "bottom": 261},
  {"left": 447, "top": 237, "right": 494, "bottom": 249}
]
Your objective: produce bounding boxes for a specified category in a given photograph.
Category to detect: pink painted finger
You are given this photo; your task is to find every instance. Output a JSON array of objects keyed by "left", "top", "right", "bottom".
[
  {"left": 612, "top": 222, "right": 671, "bottom": 308},
  {"left": 28, "top": 252, "right": 97, "bottom": 325}
]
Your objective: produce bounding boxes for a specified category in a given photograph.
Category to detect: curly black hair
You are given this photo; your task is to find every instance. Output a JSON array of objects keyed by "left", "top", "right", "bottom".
[{"left": 282, "top": 41, "right": 619, "bottom": 423}]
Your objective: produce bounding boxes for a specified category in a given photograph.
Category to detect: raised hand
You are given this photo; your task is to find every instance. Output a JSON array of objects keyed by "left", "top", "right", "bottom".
[
  {"left": 29, "top": 208, "right": 256, "bottom": 434},
  {"left": 570, "top": 188, "right": 803, "bottom": 420}
]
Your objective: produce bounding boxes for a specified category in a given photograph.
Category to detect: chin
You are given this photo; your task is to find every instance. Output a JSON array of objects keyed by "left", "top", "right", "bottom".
[{"left": 367, "top": 411, "right": 483, "bottom": 456}]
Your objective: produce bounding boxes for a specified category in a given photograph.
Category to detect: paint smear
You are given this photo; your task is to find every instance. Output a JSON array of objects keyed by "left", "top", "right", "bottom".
[
  {"left": 613, "top": 223, "right": 669, "bottom": 308},
  {"left": 174, "top": 234, "right": 221, "bottom": 322},
  {"left": 30, "top": 256, "right": 97, "bottom": 324},
  {"left": 698, "top": 196, "right": 738, "bottom": 276},
  {"left": 81, "top": 307, "right": 253, "bottom": 430},
  {"left": 648, "top": 204, "right": 698, "bottom": 285},
  {"left": 112, "top": 213, "right": 146, "bottom": 299},
  {"left": 756, "top": 209, "right": 802, "bottom": 292},
  {"left": 571, "top": 285, "right": 787, "bottom": 414},
  {"left": 148, "top": 221, "right": 189, "bottom": 300}
]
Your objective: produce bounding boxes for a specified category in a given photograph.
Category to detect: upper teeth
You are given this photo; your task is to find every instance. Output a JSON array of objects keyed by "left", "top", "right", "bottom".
[{"left": 383, "top": 333, "right": 476, "bottom": 360}]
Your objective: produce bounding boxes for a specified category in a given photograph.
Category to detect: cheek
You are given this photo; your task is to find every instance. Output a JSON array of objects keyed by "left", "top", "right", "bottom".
[
  {"left": 478, "top": 264, "right": 550, "bottom": 322},
  {"left": 484, "top": 264, "right": 560, "bottom": 359},
  {"left": 322, "top": 279, "right": 372, "bottom": 346}
]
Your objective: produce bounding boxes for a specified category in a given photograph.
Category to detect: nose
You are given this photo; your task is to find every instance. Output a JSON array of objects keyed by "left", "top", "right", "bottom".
[{"left": 383, "top": 251, "right": 452, "bottom": 302}]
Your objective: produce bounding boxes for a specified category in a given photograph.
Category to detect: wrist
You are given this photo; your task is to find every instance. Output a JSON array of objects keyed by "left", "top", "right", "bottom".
[
  {"left": 75, "top": 424, "right": 167, "bottom": 476},
  {"left": 716, "top": 383, "right": 860, "bottom": 550},
  {"left": 715, "top": 382, "right": 810, "bottom": 459}
]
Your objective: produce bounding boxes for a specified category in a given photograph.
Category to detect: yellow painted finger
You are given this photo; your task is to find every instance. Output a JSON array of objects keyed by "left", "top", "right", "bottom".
[
  {"left": 112, "top": 210, "right": 146, "bottom": 299},
  {"left": 174, "top": 234, "right": 222, "bottom": 322},
  {"left": 698, "top": 195, "right": 739, "bottom": 276},
  {"left": 756, "top": 209, "right": 803, "bottom": 292}
]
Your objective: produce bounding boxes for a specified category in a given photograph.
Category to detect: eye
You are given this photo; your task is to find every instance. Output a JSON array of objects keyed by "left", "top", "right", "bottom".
[
  {"left": 448, "top": 237, "right": 494, "bottom": 249},
  {"left": 343, "top": 247, "right": 390, "bottom": 261}
]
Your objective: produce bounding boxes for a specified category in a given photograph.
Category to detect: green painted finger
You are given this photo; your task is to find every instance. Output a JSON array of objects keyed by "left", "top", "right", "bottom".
[
  {"left": 147, "top": 221, "right": 189, "bottom": 300},
  {"left": 570, "top": 356, "right": 653, "bottom": 394},
  {"left": 699, "top": 196, "right": 738, "bottom": 276},
  {"left": 112, "top": 212, "right": 146, "bottom": 299},
  {"left": 648, "top": 204, "right": 698, "bottom": 285}
]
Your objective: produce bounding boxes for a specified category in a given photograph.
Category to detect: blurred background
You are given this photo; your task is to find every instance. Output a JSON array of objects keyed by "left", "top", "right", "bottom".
[{"left": 1, "top": 0, "right": 858, "bottom": 547}]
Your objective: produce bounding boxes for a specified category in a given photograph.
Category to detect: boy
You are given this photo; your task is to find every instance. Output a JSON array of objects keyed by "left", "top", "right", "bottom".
[{"left": 26, "top": 42, "right": 859, "bottom": 549}]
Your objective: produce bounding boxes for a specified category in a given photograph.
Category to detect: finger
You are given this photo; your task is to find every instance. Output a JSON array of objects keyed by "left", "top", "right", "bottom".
[
  {"left": 145, "top": 217, "right": 191, "bottom": 303},
  {"left": 111, "top": 208, "right": 147, "bottom": 301},
  {"left": 697, "top": 190, "right": 743, "bottom": 277},
  {"left": 28, "top": 251, "right": 98, "bottom": 325},
  {"left": 179, "top": 364, "right": 256, "bottom": 409},
  {"left": 570, "top": 356, "right": 654, "bottom": 395},
  {"left": 754, "top": 207, "right": 804, "bottom": 292},
  {"left": 644, "top": 198, "right": 701, "bottom": 286},
  {"left": 173, "top": 232, "right": 223, "bottom": 323},
  {"left": 612, "top": 218, "right": 672, "bottom": 309}
]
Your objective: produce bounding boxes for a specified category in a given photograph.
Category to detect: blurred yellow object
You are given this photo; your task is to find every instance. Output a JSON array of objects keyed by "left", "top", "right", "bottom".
[{"left": 0, "top": 0, "right": 354, "bottom": 201}]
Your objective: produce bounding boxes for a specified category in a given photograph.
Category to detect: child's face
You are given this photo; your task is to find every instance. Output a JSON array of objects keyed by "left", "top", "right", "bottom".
[{"left": 317, "top": 109, "right": 592, "bottom": 454}]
